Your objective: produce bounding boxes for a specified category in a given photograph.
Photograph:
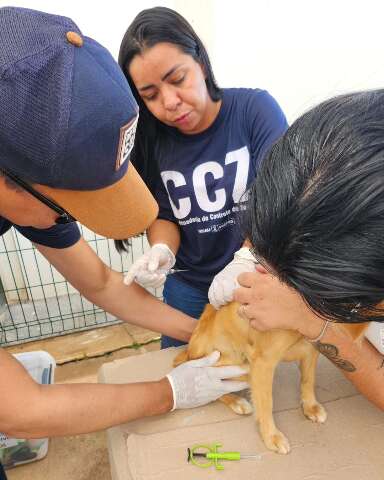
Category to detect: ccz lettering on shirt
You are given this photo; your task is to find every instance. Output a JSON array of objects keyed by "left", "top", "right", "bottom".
[{"left": 161, "top": 147, "right": 250, "bottom": 220}]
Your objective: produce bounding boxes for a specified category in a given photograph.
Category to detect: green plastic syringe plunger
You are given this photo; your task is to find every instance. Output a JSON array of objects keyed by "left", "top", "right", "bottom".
[{"left": 187, "top": 443, "right": 261, "bottom": 470}]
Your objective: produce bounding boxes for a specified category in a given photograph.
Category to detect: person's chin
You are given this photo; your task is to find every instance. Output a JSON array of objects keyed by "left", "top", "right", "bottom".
[
  {"left": 172, "top": 112, "right": 199, "bottom": 133},
  {"left": 176, "top": 119, "right": 201, "bottom": 134}
]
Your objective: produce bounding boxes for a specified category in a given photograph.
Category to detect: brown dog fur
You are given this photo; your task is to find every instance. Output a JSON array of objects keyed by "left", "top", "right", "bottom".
[
  {"left": 174, "top": 302, "right": 370, "bottom": 453},
  {"left": 174, "top": 302, "right": 327, "bottom": 454},
  {"left": 174, "top": 302, "right": 368, "bottom": 453}
]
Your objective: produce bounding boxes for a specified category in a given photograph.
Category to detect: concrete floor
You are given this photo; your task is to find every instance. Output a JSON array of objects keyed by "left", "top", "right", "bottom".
[
  {"left": 5, "top": 324, "right": 161, "bottom": 480},
  {"left": 2, "top": 292, "right": 118, "bottom": 345}
]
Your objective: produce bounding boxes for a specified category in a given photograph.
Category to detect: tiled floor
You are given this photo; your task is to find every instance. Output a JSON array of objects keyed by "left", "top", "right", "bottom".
[{"left": 5, "top": 324, "right": 161, "bottom": 480}]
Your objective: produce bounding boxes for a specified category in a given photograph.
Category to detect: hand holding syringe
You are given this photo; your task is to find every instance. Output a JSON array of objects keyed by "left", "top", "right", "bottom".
[{"left": 123, "top": 243, "right": 187, "bottom": 288}]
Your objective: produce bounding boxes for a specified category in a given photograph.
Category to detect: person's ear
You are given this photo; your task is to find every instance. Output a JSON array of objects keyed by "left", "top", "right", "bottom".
[{"left": 0, "top": 175, "right": 23, "bottom": 194}]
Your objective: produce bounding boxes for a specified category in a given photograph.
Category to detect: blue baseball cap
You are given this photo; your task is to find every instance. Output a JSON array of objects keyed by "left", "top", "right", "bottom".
[{"left": 0, "top": 7, "right": 158, "bottom": 239}]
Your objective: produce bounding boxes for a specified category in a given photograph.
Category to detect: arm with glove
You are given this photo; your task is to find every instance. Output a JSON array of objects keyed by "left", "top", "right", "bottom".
[
  {"left": 208, "top": 243, "right": 258, "bottom": 309},
  {"left": 0, "top": 347, "right": 247, "bottom": 438},
  {"left": 124, "top": 219, "right": 179, "bottom": 288},
  {"left": 166, "top": 350, "right": 248, "bottom": 410}
]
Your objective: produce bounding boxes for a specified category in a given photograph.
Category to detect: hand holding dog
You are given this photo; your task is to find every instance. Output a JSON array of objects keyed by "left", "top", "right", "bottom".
[
  {"left": 166, "top": 351, "right": 248, "bottom": 410},
  {"left": 208, "top": 247, "right": 258, "bottom": 309},
  {"left": 234, "top": 266, "right": 324, "bottom": 338}
]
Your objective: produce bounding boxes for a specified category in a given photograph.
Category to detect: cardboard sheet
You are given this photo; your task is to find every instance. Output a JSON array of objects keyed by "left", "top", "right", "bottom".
[{"left": 99, "top": 347, "right": 384, "bottom": 480}]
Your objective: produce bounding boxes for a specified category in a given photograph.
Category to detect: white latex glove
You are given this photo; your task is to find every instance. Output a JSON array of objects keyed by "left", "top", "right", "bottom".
[
  {"left": 208, "top": 247, "right": 258, "bottom": 309},
  {"left": 124, "top": 243, "right": 175, "bottom": 288},
  {"left": 166, "top": 351, "right": 248, "bottom": 410}
]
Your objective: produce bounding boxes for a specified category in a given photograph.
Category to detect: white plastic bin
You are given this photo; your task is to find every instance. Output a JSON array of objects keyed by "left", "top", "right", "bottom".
[{"left": 0, "top": 350, "right": 56, "bottom": 469}]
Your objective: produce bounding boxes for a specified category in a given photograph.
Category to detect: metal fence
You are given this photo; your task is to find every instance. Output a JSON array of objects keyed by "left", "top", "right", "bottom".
[{"left": 0, "top": 225, "right": 158, "bottom": 346}]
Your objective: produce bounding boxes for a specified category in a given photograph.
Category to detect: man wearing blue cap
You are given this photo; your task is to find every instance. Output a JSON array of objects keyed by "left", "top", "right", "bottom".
[{"left": 0, "top": 8, "right": 248, "bottom": 476}]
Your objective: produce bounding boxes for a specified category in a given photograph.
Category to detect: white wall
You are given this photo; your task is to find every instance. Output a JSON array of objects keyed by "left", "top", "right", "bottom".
[{"left": 211, "top": 0, "right": 384, "bottom": 122}]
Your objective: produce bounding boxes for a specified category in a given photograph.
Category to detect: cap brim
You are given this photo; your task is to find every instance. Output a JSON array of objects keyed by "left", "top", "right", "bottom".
[{"left": 37, "top": 163, "right": 158, "bottom": 239}]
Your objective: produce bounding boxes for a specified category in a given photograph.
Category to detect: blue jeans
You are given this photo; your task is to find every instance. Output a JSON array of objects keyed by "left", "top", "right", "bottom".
[
  {"left": 161, "top": 275, "right": 208, "bottom": 349},
  {"left": 0, "top": 462, "right": 7, "bottom": 479}
]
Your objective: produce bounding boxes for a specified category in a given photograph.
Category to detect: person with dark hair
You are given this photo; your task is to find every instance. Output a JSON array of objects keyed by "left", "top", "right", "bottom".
[
  {"left": 118, "top": 7, "right": 287, "bottom": 348},
  {"left": 234, "top": 89, "right": 384, "bottom": 410},
  {"left": 0, "top": 9, "right": 249, "bottom": 475}
]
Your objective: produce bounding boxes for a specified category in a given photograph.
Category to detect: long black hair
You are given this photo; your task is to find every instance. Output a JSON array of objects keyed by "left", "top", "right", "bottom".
[
  {"left": 116, "top": 6, "right": 222, "bottom": 252},
  {"left": 243, "top": 89, "right": 384, "bottom": 323}
]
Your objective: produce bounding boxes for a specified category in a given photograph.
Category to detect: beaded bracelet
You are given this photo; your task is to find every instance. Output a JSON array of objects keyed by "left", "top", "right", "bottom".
[{"left": 305, "top": 320, "right": 330, "bottom": 343}]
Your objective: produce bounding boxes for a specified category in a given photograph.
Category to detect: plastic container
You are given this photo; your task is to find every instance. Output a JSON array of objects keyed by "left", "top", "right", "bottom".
[{"left": 0, "top": 351, "right": 56, "bottom": 469}]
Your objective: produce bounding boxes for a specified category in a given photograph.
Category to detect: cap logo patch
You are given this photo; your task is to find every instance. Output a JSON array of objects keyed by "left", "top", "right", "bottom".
[{"left": 116, "top": 115, "right": 139, "bottom": 170}]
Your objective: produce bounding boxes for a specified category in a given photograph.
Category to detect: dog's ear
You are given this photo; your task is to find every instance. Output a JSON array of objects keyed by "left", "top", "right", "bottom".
[{"left": 337, "top": 323, "right": 369, "bottom": 340}]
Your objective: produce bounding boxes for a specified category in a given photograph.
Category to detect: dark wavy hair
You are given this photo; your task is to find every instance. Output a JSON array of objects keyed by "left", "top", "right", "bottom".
[
  {"left": 115, "top": 7, "right": 222, "bottom": 253},
  {"left": 243, "top": 89, "right": 384, "bottom": 323}
]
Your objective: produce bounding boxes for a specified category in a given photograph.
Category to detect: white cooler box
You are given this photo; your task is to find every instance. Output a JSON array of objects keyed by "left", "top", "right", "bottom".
[{"left": 0, "top": 351, "right": 56, "bottom": 469}]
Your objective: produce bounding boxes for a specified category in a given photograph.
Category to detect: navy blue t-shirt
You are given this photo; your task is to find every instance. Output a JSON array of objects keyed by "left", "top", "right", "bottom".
[
  {"left": 154, "top": 88, "right": 288, "bottom": 291},
  {"left": 0, "top": 217, "right": 81, "bottom": 248}
]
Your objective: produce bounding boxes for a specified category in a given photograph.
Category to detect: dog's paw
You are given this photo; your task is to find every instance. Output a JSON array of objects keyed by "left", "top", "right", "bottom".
[
  {"left": 262, "top": 430, "right": 290, "bottom": 455},
  {"left": 229, "top": 397, "right": 253, "bottom": 415},
  {"left": 302, "top": 401, "right": 327, "bottom": 423}
]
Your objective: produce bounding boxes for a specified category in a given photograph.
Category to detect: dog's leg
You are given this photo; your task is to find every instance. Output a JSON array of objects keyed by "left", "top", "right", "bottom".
[
  {"left": 250, "top": 356, "right": 290, "bottom": 454},
  {"left": 217, "top": 361, "right": 252, "bottom": 415},
  {"left": 298, "top": 343, "right": 327, "bottom": 423},
  {"left": 173, "top": 348, "right": 189, "bottom": 367},
  {"left": 219, "top": 393, "right": 253, "bottom": 415}
]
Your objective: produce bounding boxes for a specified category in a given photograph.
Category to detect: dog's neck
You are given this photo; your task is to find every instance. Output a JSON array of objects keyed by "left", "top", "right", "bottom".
[{"left": 235, "top": 310, "right": 252, "bottom": 337}]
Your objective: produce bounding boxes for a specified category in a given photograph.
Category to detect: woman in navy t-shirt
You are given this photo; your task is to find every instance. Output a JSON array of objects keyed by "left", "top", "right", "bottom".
[{"left": 117, "top": 7, "right": 288, "bottom": 348}]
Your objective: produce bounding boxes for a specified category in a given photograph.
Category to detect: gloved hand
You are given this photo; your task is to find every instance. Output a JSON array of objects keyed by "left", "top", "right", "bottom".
[
  {"left": 166, "top": 351, "right": 248, "bottom": 410},
  {"left": 208, "top": 247, "right": 258, "bottom": 309},
  {"left": 124, "top": 243, "right": 175, "bottom": 288}
]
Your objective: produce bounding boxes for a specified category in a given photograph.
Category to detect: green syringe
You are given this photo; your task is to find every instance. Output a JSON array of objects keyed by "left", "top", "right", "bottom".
[{"left": 187, "top": 443, "right": 261, "bottom": 470}]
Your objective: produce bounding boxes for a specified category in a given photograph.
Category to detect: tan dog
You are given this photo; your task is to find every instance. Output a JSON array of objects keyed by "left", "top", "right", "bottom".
[{"left": 174, "top": 302, "right": 327, "bottom": 454}]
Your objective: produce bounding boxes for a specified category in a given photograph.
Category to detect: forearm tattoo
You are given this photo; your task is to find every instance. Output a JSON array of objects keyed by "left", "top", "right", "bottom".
[{"left": 313, "top": 341, "right": 356, "bottom": 372}]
